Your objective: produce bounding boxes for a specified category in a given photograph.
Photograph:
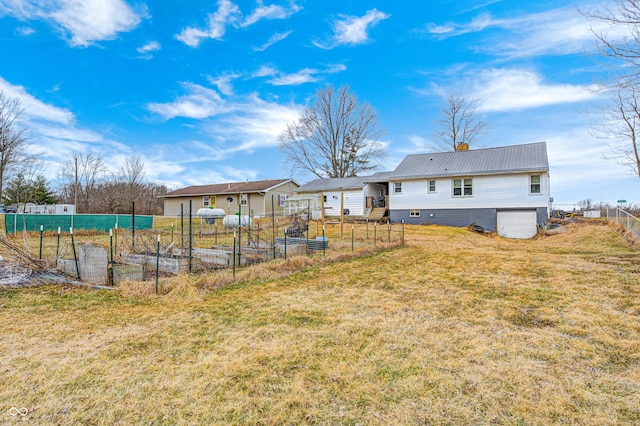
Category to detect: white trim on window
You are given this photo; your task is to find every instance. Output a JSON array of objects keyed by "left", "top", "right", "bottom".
[
  {"left": 394, "top": 182, "right": 402, "bottom": 194},
  {"left": 409, "top": 209, "right": 420, "bottom": 217},
  {"left": 428, "top": 180, "right": 436, "bottom": 193},
  {"left": 530, "top": 174, "right": 541, "bottom": 194},
  {"left": 453, "top": 178, "right": 473, "bottom": 197}
]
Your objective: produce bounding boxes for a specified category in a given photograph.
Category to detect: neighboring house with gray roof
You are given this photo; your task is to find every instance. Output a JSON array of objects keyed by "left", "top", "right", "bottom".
[
  {"left": 163, "top": 179, "right": 298, "bottom": 217},
  {"left": 388, "top": 142, "right": 550, "bottom": 238},
  {"left": 295, "top": 172, "right": 391, "bottom": 217}
]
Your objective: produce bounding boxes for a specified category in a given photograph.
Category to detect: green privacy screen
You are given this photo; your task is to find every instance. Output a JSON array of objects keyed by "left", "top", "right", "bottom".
[{"left": 4, "top": 214, "right": 154, "bottom": 233}]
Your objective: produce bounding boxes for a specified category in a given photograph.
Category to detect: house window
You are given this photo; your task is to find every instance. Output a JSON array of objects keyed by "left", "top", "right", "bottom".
[
  {"left": 530, "top": 175, "right": 541, "bottom": 194},
  {"left": 240, "top": 195, "right": 248, "bottom": 206},
  {"left": 203, "top": 196, "right": 210, "bottom": 207},
  {"left": 409, "top": 209, "right": 420, "bottom": 217},
  {"left": 453, "top": 178, "right": 473, "bottom": 196},
  {"left": 428, "top": 180, "right": 436, "bottom": 193},
  {"left": 394, "top": 182, "right": 402, "bottom": 194},
  {"left": 278, "top": 194, "right": 288, "bottom": 206}
]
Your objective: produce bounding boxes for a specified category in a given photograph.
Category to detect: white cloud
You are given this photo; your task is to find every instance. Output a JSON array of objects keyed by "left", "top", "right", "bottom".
[
  {"left": 418, "top": 68, "right": 598, "bottom": 113},
  {"left": 254, "top": 30, "right": 292, "bottom": 51},
  {"left": 252, "top": 65, "right": 278, "bottom": 78},
  {"left": 0, "top": 77, "right": 74, "bottom": 124},
  {"left": 1, "top": 0, "right": 147, "bottom": 47},
  {"left": 137, "top": 40, "right": 160, "bottom": 54},
  {"left": 423, "top": 5, "right": 630, "bottom": 59},
  {"left": 471, "top": 69, "right": 598, "bottom": 112},
  {"left": 176, "top": 0, "right": 301, "bottom": 47},
  {"left": 148, "top": 84, "right": 301, "bottom": 158},
  {"left": 176, "top": 0, "right": 240, "bottom": 47},
  {"left": 147, "top": 83, "right": 228, "bottom": 120},
  {"left": 425, "top": 12, "right": 492, "bottom": 37},
  {"left": 242, "top": 1, "right": 300, "bottom": 27},
  {"left": 313, "top": 8, "right": 390, "bottom": 49},
  {"left": 257, "top": 63, "right": 346, "bottom": 86},
  {"left": 15, "top": 26, "right": 35, "bottom": 36},
  {"left": 207, "top": 73, "right": 240, "bottom": 96},
  {"left": 206, "top": 94, "right": 301, "bottom": 153},
  {"left": 269, "top": 68, "right": 318, "bottom": 86}
]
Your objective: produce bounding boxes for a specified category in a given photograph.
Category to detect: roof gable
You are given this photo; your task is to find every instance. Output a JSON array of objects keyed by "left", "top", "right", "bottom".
[
  {"left": 389, "top": 142, "right": 549, "bottom": 180},
  {"left": 164, "top": 179, "right": 296, "bottom": 198}
]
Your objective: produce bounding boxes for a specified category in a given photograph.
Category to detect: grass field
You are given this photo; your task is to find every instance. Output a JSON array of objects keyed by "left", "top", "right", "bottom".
[{"left": 1, "top": 223, "right": 639, "bottom": 425}]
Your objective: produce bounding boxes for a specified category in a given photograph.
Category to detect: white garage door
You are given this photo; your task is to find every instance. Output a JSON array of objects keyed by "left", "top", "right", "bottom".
[{"left": 497, "top": 210, "right": 538, "bottom": 239}]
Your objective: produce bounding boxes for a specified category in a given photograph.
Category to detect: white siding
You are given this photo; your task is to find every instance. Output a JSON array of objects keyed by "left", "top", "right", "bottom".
[
  {"left": 323, "top": 190, "right": 364, "bottom": 216},
  {"left": 364, "top": 183, "right": 385, "bottom": 199},
  {"left": 389, "top": 173, "right": 550, "bottom": 210}
]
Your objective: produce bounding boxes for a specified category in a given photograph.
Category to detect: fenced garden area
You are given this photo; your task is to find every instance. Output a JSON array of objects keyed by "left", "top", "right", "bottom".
[{"left": 0, "top": 213, "right": 404, "bottom": 290}]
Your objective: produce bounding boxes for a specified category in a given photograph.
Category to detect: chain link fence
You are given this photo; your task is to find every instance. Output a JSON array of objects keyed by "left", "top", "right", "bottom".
[{"left": 605, "top": 207, "right": 640, "bottom": 238}]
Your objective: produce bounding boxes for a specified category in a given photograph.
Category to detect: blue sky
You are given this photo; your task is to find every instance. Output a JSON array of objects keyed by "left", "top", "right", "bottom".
[{"left": 0, "top": 0, "right": 637, "bottom": 207}]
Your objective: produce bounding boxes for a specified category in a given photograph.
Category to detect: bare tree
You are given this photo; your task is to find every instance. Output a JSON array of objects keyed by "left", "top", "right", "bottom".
[
  {"left": 0, "top": 91, "right": 42, "bottom": 200},
  {"left": 591, "top": 87, "right": 640, "bottom": 177},
  {"left": 118, "top": 155, "right": 146, "bottom": 212},
  {"left": 59, "top": 153, "right": 107, "bottom": 213},
  {"left": 585, "top": 1, "right": 640, "bottom": 88},
  {"left": 585, "top": 1, "right": 640, "bottom": 178},
  {"left": 431, "top": 92, "right": 488, "bottom": 152},
  {"left": 279, "top": 84, "right": 385, "bottom": 179}
]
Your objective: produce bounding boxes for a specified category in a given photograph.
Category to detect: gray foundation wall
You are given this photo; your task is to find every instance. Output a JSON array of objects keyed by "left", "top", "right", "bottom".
[
  {"left": 390, "top": 207, "right": 548, "bottom": 231},
  {"left": 536, "top": 208, "right": 548, "bottom": 227}
]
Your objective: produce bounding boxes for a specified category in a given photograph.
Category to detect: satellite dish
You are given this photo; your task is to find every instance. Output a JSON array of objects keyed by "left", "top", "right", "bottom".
[{"left": 227, "top": 196, "right": 233, "bottom": 202}]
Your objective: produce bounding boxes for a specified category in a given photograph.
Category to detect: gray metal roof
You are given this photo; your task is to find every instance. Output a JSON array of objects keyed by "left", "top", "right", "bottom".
[
  {"left": 389, "top": 142, "right": 549, "bottom": 180},
  {"left": 364, "top": 171, "right": 393, "bottom": 182},
  {"left": 296, "top": 176, "right": 370, "bottom": 192}
]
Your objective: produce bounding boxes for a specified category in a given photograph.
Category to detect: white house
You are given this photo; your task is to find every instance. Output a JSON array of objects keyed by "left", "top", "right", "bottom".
[
  {"left": 295, "top": 172, "right": 391, "bottom": 218},
  {"left": 388, "top": 142, "right": 551, "bottom": 238}
]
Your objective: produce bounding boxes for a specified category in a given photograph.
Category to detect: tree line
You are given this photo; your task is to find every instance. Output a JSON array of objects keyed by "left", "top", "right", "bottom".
[{"left": 0, "top": 91, "right": 167, "bottom": 214}]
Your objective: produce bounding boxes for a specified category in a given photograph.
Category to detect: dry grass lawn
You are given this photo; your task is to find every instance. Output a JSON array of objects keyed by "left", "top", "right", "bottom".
[{"left": 1, "top": 223, "right": 639, "bottom": 425}]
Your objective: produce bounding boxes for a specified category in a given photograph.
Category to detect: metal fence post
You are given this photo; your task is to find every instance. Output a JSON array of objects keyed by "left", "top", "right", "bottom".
[
  {"left": 56, "top": 226, "right": 61, "bottom": 259},
  {"left": 109, "top": 229, "right": 114, "bottom": 286},
  {"left": 70, "top": 227, "right": 80, "bottom": 280},
  {"left": 155, "top": 235, "right": 160, "bottom": 294},
  {"left": 39, "top": 225, "right": 43, "bottom": 259},
  {"left": 189, "top": 200, "right": 193, "bottom": 274},
  {"left": 233, "top": 229, "right": 237, "bottom": 279},
  {"left": 374, "top": 222, "right": 377, "bottom": 246},
  {"left": 322, "top": 224, "right": 326, "bottom": 256},
  {"left": 181, "top": 203, "right": 184, "bottom": 249},
  {"left": 132, "top": 202, "right": 135, "bottom": 253},
  {"left": 351, "top": 224, "right": 354, "bottom": 253},
  {"left": 284, "top": 228, "right": 287, "bottom": 260}
]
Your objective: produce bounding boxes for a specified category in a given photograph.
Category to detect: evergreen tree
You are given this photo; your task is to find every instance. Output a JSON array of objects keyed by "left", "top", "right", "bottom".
[
  {"left": 2, "top": 174, "right": 57, "bottom": 205},
  {"left": 32, "top": 175, "right": 57, "bottom": 204}
]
